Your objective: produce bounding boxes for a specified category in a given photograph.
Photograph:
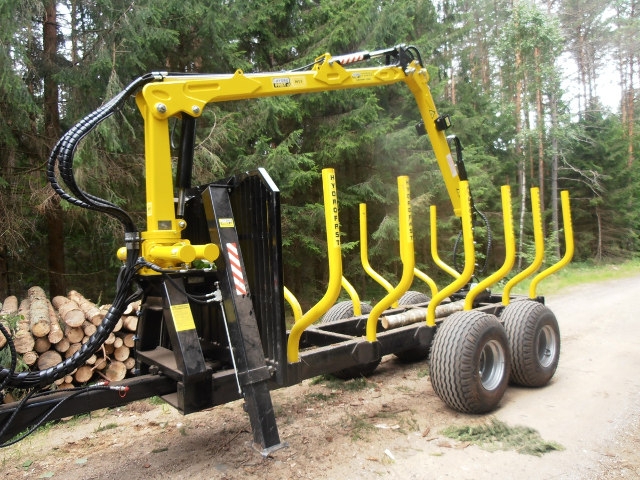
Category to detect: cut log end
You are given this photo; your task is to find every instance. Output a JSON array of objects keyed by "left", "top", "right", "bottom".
[
  {"left": 37, "top": 350, "right": 63, "bottom": 370},
  {"left": 103, "top": 361, "right": 127, "bottom": 382}
]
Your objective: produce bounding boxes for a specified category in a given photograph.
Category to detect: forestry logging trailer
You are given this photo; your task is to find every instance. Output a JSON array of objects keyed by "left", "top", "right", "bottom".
[{"left": 0, "top": 44, "right": 574, "bottom": 453}]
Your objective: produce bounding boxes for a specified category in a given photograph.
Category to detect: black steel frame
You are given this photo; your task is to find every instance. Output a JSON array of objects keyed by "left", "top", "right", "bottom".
[{"left": 0, "top": 168, "right": 513, "bottom": 450}]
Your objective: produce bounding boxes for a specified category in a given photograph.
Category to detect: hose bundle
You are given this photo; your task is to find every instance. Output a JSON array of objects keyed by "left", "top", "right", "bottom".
[{"left": 0, "top": 74, "right": 159, "bottom": 389}]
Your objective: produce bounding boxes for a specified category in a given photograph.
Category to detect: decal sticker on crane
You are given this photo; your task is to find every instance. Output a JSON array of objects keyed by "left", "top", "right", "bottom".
[{"left": 226, "top": 242, "right": 247, "bottom": 296}]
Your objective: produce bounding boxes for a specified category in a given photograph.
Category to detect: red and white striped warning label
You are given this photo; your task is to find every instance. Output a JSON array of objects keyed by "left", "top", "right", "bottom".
[
  {"left": 334, "top": 52, "right": 365, "bottom": 65},
  {"left": 226, "top": 242, "right": 247, "bottom": 296}
]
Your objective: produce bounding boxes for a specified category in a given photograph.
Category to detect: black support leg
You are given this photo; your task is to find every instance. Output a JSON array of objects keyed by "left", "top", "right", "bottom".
[{"left": 203, "top": 184, "right": 284, "bottom": 453}]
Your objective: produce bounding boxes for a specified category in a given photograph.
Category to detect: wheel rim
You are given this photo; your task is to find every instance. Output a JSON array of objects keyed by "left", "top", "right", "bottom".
[
  {"left": 479, "top": 339, "right": 506, "bottom": 391},
  {"left": 537, "top": 325, "right": 558, "bottom": 368}
]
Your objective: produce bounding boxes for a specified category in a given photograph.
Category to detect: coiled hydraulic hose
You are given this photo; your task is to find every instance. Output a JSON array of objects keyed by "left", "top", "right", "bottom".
[
  {"left": 0, "top": 74, "right": 159, "bottom": 389},
  {"left": 47, "top": 73, "right": 159, "bottom": 231}
]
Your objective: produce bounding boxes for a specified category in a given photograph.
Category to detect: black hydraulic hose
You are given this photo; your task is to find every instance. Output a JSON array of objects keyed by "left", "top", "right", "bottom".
[
  {"left": 0, "top": 249, "right": 139, "bottom": 388},
  {"left": 452, "top": 205, "right": 493, "bottom": 275},
  {"left": 0, "top": 382, "right": 126, "bottom": 447},
  {"left": 0, "top": 74, "right": 155, "bottom": 389},
  {"left": 474, "top": 206, "right": 493, "bottom": 275},
  {"left": 47, "top": 73, "right": 160, "bottom": 232},
  {"left": 404, "top": 45, "right": 424, "bottom": 67},
  {"left": 0, "top": 323, "right": 16, "bottom": 392}
]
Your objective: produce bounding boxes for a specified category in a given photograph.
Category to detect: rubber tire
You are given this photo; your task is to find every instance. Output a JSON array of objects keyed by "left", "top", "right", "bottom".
[
  {"left": 320, "top": 301, "right": 379, "bottom": 379},
  {"left": 429, "top": 310, "right": 511, "bottom": 414},
  {"left": 501, "top": 300, "right": 560, "bottom": 387},
  {"left": 398, "top": 290, "right": 430, "bottom": 306},
  {"left": 394, "top": 291, "right": 432, "bottom": 363},
  {"left": 321, "top": 300, "right": 370, "bottom": 324}
]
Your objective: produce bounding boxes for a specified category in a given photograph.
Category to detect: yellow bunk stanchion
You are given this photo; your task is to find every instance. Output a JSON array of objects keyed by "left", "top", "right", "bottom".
[
  {"left": 287, "top": 168, "right": 343, "bottom": 363},
  {"left": 464, "top": 185, "right": 516, "bottom": 310},
  {"left": 366, "top": 176, "right": 415, "bottom": 342},
  {"left": 341, "top": 276, "right": 364, "bottom": 316},
  {"left": 502, "top": 187, "right": 544, "bottom": 306},
  {"left": 426, "top": 181, "right": 475, "bottom": 327},
  {"left": 529, "top": 190, "right": 574, "bottom": 298},
  {"left": 413, "top": 268, "right": 438, "bottom": 298},
  {"left": 430, "top": 205, "right": 461, "bottom": 280},
  {"left": 283, "top": 286, "right": 303, "bottom": 323},
  {"left": 359, "top": 203, "right": 399, "bottom": 308}
]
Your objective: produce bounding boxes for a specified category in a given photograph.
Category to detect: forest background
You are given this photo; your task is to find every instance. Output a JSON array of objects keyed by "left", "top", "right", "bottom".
[{"left": 0, "top": 0, "right": 638, "bottom": 309}]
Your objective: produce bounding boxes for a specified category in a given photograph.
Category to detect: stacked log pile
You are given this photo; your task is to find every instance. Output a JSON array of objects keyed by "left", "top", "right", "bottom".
[{"left": 0, "top": 288, "right": 140, "bottom": 391}]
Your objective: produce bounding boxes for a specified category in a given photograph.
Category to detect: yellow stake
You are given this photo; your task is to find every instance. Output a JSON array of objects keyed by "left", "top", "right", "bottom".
[
  {"left": 529, "top": 190, "right": 574, "bottom": 297},
  {"left": 359, "top": 203, "right": 398, "bottom": 308},
  {"left": 283, "top": 286, "right": 302, "bottom": 323},
  {"left": 426, "top": 181, "right": 474, "bottom": 326},
  {"left": 366, "top": 176, "right": 415, "bottom": 342},
  {"left": 287, "top": 169, "right": 343, "bottom": 363},
  {"left": 430, "top": 205, "right": 460, "bottom": 279},
  {"left": 341, "top": 276, "right": 363, "bottom": 316},
  {"left": 413, "top": 268, "right": 438, "bottom": 298},
  {"left": 464, "top": 185, "right": 515, "bottom": 310},
  {"left": 502, "top": 187, "right": 544, "bottom": 305}
]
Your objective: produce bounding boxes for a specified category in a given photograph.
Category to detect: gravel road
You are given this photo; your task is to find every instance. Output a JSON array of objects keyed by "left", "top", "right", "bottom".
[
  {"left": 2, "top": 273, "right": 639, "bottom": 479},
  {"left": 382, "top": 273, "right": 640, "bottom": 480}
]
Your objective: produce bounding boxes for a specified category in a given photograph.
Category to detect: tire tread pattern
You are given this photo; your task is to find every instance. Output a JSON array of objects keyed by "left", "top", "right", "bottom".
[
  {"left": 430, "top": 311, "right": 510, "bottom": 414},
  {"left": 501, "top": 300, "right": 560, "bottom": 387}
]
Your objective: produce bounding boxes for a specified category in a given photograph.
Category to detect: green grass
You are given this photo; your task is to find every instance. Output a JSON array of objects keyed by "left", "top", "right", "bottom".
[
  {"left": 94, "top": 422, "right": 118, "bottom": 433},
  {"left": 305, "top": 391, "right": 336, "bottom": 402},
  {"left": 509, "top": 259, "right": 640, "bottom": 296},
  {"left": 441, "top": 418, "right": 563, "bottom": 456},
  {"left": 147, "top": 396, "right": 166, "bottom": 405},
  {"left": 309, "top": 374, "right": 375, "bottom": 392},
  {"left": 345, "top": 414, "right": 375, "bottom": 441}
]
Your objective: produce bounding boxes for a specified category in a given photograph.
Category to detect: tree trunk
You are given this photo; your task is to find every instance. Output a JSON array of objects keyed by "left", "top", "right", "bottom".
[
  {"left": 104, "top": 361, "right": 127, "bottom": 382},
  {"left": 0, "top": 296, "right": 18, "bottom": 315},
  {"left": 0, "top": 245, "right": 8, "bottom": 300},
  {"left": 535, "top": 47, "right": 545, "bottom": 219},
  {"left": 74, "top": 365, "right": 94, "bottom": 384},
  {"left": 515, "top": 48, "right": 526, "bottom": 271},
  {"left": 68, "top": 290, "right": 105, "bottom": 325},
  {"left": 35, "top": 337, "right": 52, "bottom": 353},
  {"left": 47, "top": 302, "right": 64, "bottom": 344},
  {"left": 595, "top": 205, "right": 602, "bottom": 262},
  {"left": 14, "top": 299, "right": 35, "bottom": 353},
  {"left": 122, "top": 315, "right": 138, "bottom": 332},
  {"left": 626, "top": 54, "right": 635, "bottom": 167},
  {"left": 550, "top": 92, "right": 560, "bottom": 259},
  {"left": 22, "top": 351, "right": 39, "bottom": 366},
  {"left": 13, "top": 331, "right": 35, "bottom": 355},
  {"left": 43, "top": 0, "right": 66, "bottom": 297},
  {"left": 114, "top": 345, "right": 130, "bottom": 362},
  {"left": 65, "top": 326, "right": 84, "bottom": 344}
]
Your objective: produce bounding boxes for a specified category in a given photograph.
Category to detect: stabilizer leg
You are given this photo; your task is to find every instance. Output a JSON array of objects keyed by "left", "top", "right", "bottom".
[
  {"left": 203, "top": 184, "right": 285, "bottom": 453},
  {"left": 136, "top": 276, "right": 212, "bottom": 414}
]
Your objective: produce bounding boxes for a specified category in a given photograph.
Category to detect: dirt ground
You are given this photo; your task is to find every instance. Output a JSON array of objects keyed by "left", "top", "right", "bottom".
[{"left": 2, "top": 272, "right": 639, "bottom": 479}]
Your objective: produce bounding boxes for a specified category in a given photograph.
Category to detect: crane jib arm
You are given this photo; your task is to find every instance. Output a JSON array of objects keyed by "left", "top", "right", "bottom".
[{"left": 136, "top": 48, "right": 462, "bottom": 263}]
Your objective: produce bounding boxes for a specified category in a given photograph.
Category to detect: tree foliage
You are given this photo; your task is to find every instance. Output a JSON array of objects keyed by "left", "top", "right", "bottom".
[{"left": 0, "top": 0, "right": 638, "bottom": 305}]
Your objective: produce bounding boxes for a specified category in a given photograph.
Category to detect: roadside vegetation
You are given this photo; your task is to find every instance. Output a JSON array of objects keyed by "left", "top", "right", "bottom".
[
  {"left": 1, "top": 0, "right": 638, "bottom": 308},
  {"left": 441, "top": 418, "right": 564, "bottom": 456},
  {"left": 512, "top": 259, "right": 640, "bottom": 295}
]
